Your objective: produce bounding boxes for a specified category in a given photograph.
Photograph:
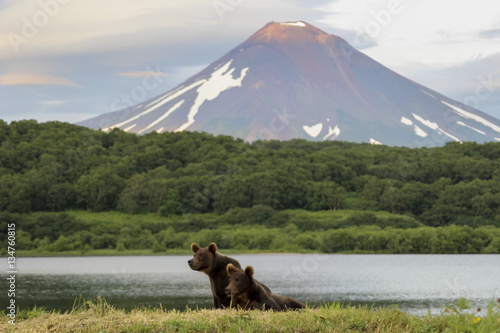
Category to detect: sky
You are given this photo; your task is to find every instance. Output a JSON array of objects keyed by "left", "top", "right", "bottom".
[{"left": 0, "top": 0, "right": 499, "bottom": 124}]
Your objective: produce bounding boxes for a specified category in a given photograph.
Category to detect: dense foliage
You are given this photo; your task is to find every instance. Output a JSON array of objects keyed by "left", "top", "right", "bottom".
[
  {"left": 1, "top": 120, "right": 500, "bottom": 227},
  {"left": 1, "top": 210, "right": 499, "bottom": 255}
]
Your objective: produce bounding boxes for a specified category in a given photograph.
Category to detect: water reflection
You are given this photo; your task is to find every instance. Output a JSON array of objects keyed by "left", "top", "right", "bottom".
[{"left": 1, "top": 254, "right": 498, "bottom": 315}]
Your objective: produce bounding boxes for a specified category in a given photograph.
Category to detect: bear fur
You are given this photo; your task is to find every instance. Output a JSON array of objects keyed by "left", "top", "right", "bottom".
[
  {"left": 225, "top": 263, "right": 305, "bottom": 311},
  {"left": 188, "top": 242, "right": 270, "bottom": 309}
]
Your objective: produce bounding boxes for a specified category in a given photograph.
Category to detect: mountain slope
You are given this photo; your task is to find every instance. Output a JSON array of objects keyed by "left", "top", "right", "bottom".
[{"left": 77, "top": 21, "right": 500, "bottom": 147}]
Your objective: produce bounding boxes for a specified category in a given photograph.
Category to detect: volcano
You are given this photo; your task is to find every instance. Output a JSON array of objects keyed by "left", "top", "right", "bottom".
[{"left": 78, "top": 21, "right": 500, "bottom": 147}]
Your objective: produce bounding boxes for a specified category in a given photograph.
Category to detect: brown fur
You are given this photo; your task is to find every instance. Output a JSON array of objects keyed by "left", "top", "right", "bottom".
[
  {"left": 225, "top": 264, "right": 305, "bottom": 311},
  {"left": 188, "top": 242, "right": 270, "bottom": 309}
]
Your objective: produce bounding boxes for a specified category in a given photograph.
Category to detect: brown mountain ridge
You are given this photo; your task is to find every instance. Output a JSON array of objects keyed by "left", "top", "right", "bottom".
[{"left": 78, "top": 21, "right": 500, "bottom": 147}]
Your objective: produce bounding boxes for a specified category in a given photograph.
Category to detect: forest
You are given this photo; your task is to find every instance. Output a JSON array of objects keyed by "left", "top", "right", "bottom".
[{"left": 0, "top": 119, "right": 499, "bottom": 254}]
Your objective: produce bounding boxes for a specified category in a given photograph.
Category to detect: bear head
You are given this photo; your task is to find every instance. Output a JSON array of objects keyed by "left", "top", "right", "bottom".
[
  {"left": 188, "top": 242, "right": 218, "bottom": 273},
  {"left": 225, "top": 263, "right": 254, "bottom": 297}
]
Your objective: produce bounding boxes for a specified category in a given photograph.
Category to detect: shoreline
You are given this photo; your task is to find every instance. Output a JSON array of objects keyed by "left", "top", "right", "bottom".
[{"left": 2, "top": 251, "right": 498, "bottom": 259}]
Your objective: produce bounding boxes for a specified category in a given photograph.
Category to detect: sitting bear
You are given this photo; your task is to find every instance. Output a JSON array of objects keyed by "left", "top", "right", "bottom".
[
  {"left": 225, "top": 263, "right": 305, "bottom": 311},
  {"left": 188, "top": 242, "right": 270, "bottom": 309}
]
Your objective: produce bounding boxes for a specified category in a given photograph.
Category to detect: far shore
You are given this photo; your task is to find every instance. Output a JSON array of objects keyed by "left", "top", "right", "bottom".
[
  {"left": 3, "top": 249, "right": 494, "bottom": 258},
  {"left": 1, "top": 249, "right": 328, "bottom": 258}
]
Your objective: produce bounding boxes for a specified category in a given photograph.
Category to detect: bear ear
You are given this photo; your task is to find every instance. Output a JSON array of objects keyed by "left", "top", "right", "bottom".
[
  {"left": 244, "top": 266, "right": 254, "bottom": 278},
  {"left": 227, "top": 263, "right": 237, "bottom": 276},
  {"left": 191, "top": 243, "right": 200, "bottom": 253},
  {"left": 208, "top": 242, "right": 218, "bottom": 254}
]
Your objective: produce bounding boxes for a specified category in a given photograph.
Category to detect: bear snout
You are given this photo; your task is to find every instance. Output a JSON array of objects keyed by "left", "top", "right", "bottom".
[
  {"left": 188, "top": 259, "right": 194, "bottom": 268},
  {"left": 225, "top": 287, "right": 231, "bottom": 296}
]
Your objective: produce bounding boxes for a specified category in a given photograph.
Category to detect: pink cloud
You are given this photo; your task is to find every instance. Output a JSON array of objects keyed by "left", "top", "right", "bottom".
[{"left": 0, "top": 72, "right": 82, "bottom": 86}]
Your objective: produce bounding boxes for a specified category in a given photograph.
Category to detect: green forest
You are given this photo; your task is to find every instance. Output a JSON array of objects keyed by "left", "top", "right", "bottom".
[{"left": 1, "top": 119, "right": 500, "bottom": 254}]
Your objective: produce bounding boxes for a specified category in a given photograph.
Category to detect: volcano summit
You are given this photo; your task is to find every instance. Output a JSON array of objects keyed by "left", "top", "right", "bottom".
[{"left": 78, "top": 21, "right": 500, "bottom": 147}]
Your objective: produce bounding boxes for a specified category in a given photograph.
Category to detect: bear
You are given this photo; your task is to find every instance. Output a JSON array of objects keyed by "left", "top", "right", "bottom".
[
  {"left": 225, "top": 263, "right": 305, "bottom": 311},
  {"left": 188, "top": 242, "right": 270, "bottom": 309}
]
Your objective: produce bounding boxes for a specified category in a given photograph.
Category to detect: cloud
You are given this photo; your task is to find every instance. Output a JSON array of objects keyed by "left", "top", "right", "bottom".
[
  {"left": 400, "top": 52, "right": 500, "bottom": 118},
  {"left": 39, "top": 100, "right": 67, "bottom": 106},
  {"left": 0, "top": 72, "right": 82, "bottom": 86},
  {"left": 317, "top": 0, "right": 500, "bottom": 69},
  {"left": 115, "top": 71, "right": 169, "bottom": 78},
  {"left": 480, "top": 28, "right": 500, "bottom": 39},
  {"left": 0, "top": 0, "right": 211, "bottom": 60},
  {"left": 0, "top": 0, "right": 318, "bottom": 63}
]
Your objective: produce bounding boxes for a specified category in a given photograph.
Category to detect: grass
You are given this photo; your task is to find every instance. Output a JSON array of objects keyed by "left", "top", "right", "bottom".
[{"left": 3, "top": 298, "right": 499, "bottom": 332}]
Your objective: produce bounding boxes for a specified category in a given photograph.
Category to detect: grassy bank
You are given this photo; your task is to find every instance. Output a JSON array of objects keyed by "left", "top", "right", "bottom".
[{"left": 3, "top": 299, "right": 500, "bottom": 332}]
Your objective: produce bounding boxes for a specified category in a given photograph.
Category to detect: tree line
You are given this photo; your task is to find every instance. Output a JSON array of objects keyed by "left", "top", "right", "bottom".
[{"left": 1, "top": 119, "right": 500, "bottom": 227}]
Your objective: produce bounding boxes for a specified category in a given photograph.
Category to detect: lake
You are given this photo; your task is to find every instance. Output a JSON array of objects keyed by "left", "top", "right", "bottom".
[{"left": 1, "top": 254, "right": 499, "bottom": 316}]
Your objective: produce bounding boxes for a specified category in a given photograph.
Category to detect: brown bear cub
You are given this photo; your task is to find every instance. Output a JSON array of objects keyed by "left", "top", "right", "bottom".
[
  {"left": 188, "top": 242, "right": 270, "bottom": 309},
  {"left": 225, "top": 263, "right": 305, "bottom": 311}
]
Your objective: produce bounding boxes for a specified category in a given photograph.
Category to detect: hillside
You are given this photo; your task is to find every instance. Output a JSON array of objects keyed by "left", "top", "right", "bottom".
[{"left": 1, "top": 120, "right": 500, "bottom": 254}]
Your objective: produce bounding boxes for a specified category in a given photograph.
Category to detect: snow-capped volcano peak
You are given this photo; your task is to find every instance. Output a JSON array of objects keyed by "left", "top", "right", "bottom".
[
  {"left": 280, "top": 21, "right": 307, "bottom": 27},
  {"left": 247, "top": 21, "right": 331, "bottom": 45},
  {"left": 78, "top": 21, "right": 500, "bottom": 147}
]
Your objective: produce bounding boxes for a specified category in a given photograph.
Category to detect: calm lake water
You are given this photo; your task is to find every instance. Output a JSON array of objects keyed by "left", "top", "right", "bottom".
[{"left": 1, "top": 254, "right": 499, "bottom": 316}]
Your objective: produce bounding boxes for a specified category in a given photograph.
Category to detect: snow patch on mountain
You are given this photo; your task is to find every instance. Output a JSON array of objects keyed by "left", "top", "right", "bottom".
[
  {"left": 370, "top": 138, "right": 383, "bottom": 145},
  {"left": 438, "top": 128, "right": 461, "bottom": 142},
  {"left": 281, "top": 21, "right": 306, "bottom": 27},
  {"left": 144, "top": 85, "right": 184, "bottom": 109},
  {"left": 103, "top": 79, "right": 204, "bottom": 131},
  {"left": 414, "top": 125, "right": 427, "bottom": 137},
  {"left": 441, "top": 101, "right": 500, "bottom": 133},
  {"left": 139, "top": 100, "right": 185, "bottom": 134},
  {"left": 175, "top": 60, "right": 249, "bottom": 132},
  {"left": 303, "top": 122, "right": 323, "bottom": 138},
  {"left": 456, "top": 121, "right": 486, "bottom": 135},
  {"left": 421, "top": 89, "right": 437, "bottom": 99},
  {"left": 401, "top": 116, "right": 413, "bottom": 126},
  {"left": 412, "top": 112, "right": 460, "bottom": 141},
  {"left": 412, "top": 113, "right": 439, "bottom": 130},
  {"left": 323, "top": 125, "right": 340, "bottom": 141},
  {"left": 123, "top": 124, "right": 136, "bottom": 132}
]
